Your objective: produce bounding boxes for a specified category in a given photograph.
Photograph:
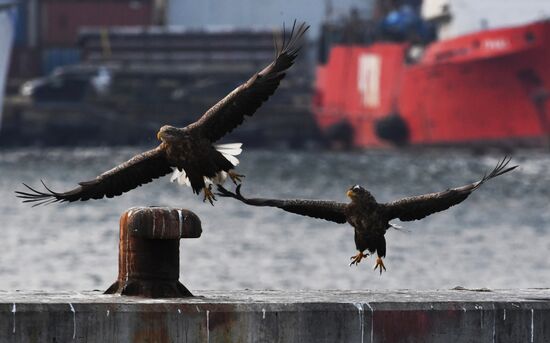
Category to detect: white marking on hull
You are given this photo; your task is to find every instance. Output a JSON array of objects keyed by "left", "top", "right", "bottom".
[{"left": 358, "top": 53, "right": 381, "bottom": 108}]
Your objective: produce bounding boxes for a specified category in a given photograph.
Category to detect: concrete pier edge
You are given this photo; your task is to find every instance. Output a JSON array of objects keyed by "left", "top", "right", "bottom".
[{"left": 1, "top": 289, "right": 549, "bottom": 342}]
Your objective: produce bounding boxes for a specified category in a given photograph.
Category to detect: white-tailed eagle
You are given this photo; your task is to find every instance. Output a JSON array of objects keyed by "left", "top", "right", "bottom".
[
  {"left": 17, "top": 22, "right": 309, "bottom": 206},
  {"left": 217, "top": 157, "right": 517, "bottom": 273}
]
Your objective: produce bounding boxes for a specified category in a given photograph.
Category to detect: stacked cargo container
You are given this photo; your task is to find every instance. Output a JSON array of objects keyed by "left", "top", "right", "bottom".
[
  {"left": 9, "top": 0, "right": 40, "bottom": 81},
  {"left": 9, "top": 0, "right": 154, "bottom": 78},
  {"left": 41, "top": 1, "right": 153, "bottom": 45},
  {"left": 41, "top": 0, "right": 154, "bottom": 74}
]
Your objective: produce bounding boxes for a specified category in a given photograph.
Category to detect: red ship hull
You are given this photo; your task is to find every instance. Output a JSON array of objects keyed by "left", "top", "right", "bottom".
[{"left": 313, "top": 21, "right": 550, "bottom": 148}]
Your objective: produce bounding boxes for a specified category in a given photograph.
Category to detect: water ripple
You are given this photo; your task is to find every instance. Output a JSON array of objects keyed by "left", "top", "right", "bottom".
[{"left": 1, "top": 147, "right": 549, "bottom": 290}]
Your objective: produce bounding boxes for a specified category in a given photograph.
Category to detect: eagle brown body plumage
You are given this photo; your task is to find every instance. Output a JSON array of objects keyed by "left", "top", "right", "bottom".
[
  {"left": 217, "top": 157, "right": 517, "bottom": 273},
  {"left": 161, "top": 133, "right": 235, "bottom": 195},
  {"left": 16, "top": 22, "right": 309, "bottom": 206},
  {"left": 345, "top": 194, "right": 388, "bottom": 262}
]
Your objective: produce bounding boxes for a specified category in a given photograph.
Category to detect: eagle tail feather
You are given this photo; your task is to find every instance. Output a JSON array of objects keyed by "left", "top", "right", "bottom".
[
  {"left": 215, "top": 142, "right": 242, "bottom": 167},
  {"left": 216, "top": 143, "right": 242, "bottom": 159},
  {"left": 170, "top": 168, "right": 191, "bottom": 187},
  {"left": 171, "top": 143, "right": 243, "bottom": 187}
]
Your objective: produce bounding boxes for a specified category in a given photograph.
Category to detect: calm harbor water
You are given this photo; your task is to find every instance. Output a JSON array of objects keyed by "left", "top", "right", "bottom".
[{"left": 1, "top": 147, "right": 549, "bottom": 291}]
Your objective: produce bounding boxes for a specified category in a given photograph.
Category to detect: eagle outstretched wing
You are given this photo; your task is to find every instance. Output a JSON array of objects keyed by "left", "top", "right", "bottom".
[
  {"left": 383, "top": 157, "right": 517, "bottom": 222},
  {"left": 187, "top": 21, "right": 309, "bottom": 142},
  {"left": 15, "top": 146, "right": 173, "bottom": 206},
  {"left": 217, "top": 185, "right": 348, "bottom": 224}
]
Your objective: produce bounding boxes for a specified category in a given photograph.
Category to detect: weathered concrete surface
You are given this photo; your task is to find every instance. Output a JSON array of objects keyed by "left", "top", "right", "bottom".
[{"left": 1, "top": 289, "right": 549, "bottom": 342}]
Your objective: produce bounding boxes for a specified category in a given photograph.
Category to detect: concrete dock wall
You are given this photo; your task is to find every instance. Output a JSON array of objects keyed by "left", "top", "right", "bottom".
[{"left": 1, "top": 289, "right": 549, "bottom": 342}]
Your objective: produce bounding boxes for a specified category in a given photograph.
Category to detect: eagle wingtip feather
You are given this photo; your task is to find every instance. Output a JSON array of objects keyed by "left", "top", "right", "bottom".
[
  {"left": 15, "top": 180, "right": 68, "bottom": 206},
  {"left": 473, "top": 156, "right": 518, "bottom": 190}
]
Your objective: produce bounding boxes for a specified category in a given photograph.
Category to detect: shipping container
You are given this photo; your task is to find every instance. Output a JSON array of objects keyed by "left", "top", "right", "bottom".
[
  {"left": 78, "top": 27, "right": 278, "bottom": 67},
  {"left": 41, "top": 48, "right": 81, "bottom": 74},
  {"left": 41, "top": 1, "right": 153, "bottom": 46},
  {"left": 8, "top": 47, "right": 41, "bottom": 79},
  {"left": 13, "top": 2, "right": 27, "bottom": 46}
]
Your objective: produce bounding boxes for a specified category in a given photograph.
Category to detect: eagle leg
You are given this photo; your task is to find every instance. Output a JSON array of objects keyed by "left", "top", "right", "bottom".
[
  {"left": 349, "top": 251, "right": 368, "bottom": 266},
  {"left": 203, "top": 185, "right": 216, "bottom": 205},
  {"left": 228, "top": 170, "right": 245, "bottom": 185},
  {"left": 373, "top": 257, "right": 386, "bottom": 275}
]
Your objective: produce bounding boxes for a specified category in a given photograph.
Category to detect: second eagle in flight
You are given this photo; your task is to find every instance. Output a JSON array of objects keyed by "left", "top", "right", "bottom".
[{"left": 218, "top": 157, "right": 517, "bottom": 274}]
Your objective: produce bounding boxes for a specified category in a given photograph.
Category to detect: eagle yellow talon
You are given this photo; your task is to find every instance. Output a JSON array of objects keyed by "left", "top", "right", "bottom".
[
  {"left": 203, "top": 185, "right": 216, "bottom": 205},
  {"left": 349, "top": 251, "right": 368, "bottom": 266},
  {"left": 228, "top": 170, "right": 245, "bottom": 185},
  {"left": 374, "top": 257, "right": 386, "bottom": 275}
]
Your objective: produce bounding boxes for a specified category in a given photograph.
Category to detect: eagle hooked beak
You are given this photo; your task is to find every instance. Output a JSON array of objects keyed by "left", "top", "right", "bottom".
[
  {"left": 157, "top": 131, "right": 162, "bottom": 141},
  {"left": 346, "top": 189, "right": 354, "bottom": 198}
]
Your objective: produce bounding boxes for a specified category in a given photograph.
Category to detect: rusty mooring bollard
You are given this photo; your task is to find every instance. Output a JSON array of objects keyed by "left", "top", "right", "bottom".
[{"left": 105, "top": 207, "right": 202, "bottom": 298}]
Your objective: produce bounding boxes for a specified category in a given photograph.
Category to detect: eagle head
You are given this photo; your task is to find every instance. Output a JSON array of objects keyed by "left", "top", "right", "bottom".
[
  {"left": 347, "top": 185, "right": 375, "bottom": 203},
  {"left": 157, "top": 125, "right": 185, "bottom": 143}
]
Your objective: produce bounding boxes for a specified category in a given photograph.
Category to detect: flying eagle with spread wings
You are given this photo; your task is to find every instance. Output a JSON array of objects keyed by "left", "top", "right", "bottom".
[
  {"left": 217, "top": 157, "right": 517, "bottom": 274},
  {"left": 16, "top": 22, "right": 309, "bottom": 206}
]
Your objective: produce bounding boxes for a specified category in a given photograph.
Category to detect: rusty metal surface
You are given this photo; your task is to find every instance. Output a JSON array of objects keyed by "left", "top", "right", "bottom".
[
  {"left": 105, "top": 207, "right": 201, "bottom": 298},
  {"left": 125, "top": 207, "right": 202, "bottom": 240}
]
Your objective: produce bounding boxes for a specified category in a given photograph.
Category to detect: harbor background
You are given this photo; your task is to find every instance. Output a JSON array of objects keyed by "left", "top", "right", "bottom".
[
  {"left": 0, "top": 0, "right": 549, "bottom": 292},
  {"left": 4, "top": 0, "right": 550, "bottom": 148},
  {"left": 1, "top": 2, "right": 550, "bottom": 342}
]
